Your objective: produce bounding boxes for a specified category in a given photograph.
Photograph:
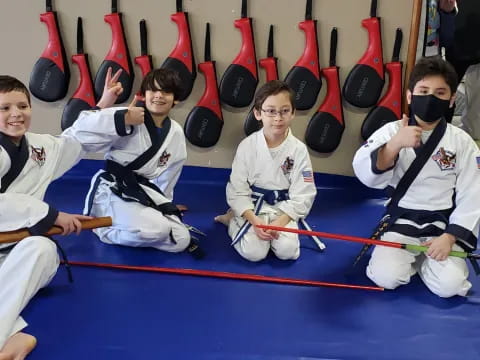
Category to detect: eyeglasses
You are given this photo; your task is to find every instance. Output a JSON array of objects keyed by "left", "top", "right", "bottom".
[{"left": 261, "top": 108, "right": 293, "bottom": 117}]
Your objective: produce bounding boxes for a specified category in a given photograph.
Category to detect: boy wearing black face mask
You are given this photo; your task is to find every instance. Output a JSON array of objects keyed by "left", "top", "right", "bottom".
[{"left": 352, "top": 56, "right": 480, "bottom": 298}]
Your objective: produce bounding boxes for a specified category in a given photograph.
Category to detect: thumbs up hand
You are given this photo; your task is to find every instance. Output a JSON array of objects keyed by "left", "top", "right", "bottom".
[
  {"left": 391, "top": 114, "right": 423, "bottom": 150},
  {"left": 125, "top": 95, "right": 146, "bottom": 126}
]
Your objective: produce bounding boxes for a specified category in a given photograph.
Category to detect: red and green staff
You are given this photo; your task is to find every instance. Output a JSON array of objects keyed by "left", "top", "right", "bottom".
[{"left": 256, "top": 224, "right": 480, "bottom": 261}]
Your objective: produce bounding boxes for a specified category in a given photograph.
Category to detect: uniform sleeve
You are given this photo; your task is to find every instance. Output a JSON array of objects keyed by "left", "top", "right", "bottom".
[
  {"left": 352, "top": 122, "right": 399, "bottom": 189},
  {"left": 0, "top": 194, "right": 58, "bottom": 235},
  {"left": 226, "top": 142, "right": 255, "bottom": 217},
  {"left": 277, "top": 146, "right": 316, "bottom": 221},
  {"left": 0, "top": 146, "right": 58, "bottom": 234},
  {"left": 61, "top": 107, "right": 133, "bottom": 154},
  {"left": 52, "top": 135, "right": 84, "bottom": 180},
  {"left": 445, "top": 137, "right": 480, "bottom": 250},
  {"left": 151, "top": 134, "right": 187, "bottom": 201}
]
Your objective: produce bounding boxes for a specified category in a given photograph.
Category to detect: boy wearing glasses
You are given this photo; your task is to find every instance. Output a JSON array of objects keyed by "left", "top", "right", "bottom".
[{"left": 216, "top": 80, "right": 316, "bottom": 261}]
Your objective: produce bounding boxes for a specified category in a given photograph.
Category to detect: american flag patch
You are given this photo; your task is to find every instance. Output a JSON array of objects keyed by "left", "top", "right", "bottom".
[
  {"left": 477, "top": 157, "right": 480, "bottom": 169},
  {"left": 302, "top": 170, "right": 314, "bottom": 183}
]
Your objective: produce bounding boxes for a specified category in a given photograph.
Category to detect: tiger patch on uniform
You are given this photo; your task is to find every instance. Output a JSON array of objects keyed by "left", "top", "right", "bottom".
[
  {"left": 30, "top": 145, "right": 46, "bottom": 167},
  {"left": 281, "top": 156, "right": 294, "bottom": 175},
  {"left": 432, "top": 147, "right": 456, "bottom": 171},
  {"left": 158, "top": 150, "right": 171, "bottom": 167}
]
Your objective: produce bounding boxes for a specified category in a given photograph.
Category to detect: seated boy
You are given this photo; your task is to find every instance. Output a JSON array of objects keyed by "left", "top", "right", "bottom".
[
  {"left": 216, "top": 80, "right": 318, "bottom": 262},
  {"left": 64, "top": 68, "right": 195, "bottom": 254},
  {"left": 0, "top": 69, "right": 121, "bottom": 359},
  {"left": 353, "top": 56, "right": 480, "bottom": 297}
]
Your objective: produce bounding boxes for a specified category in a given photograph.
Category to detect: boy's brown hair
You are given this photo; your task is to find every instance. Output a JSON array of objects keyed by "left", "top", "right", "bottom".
[
  {"left": 408, "top": 56, "right": 458, "bottom": 94},
  {"left": 139, "top": 68, "right": 183, "bottom": 101},
  {"left": 253, "top": 80, "right": 296, "bottom": 112},
  {"left": 0, "top": 76, "right": 31, "bottom": 105}
]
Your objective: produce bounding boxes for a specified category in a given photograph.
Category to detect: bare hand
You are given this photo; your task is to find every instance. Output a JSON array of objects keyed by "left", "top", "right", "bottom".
[
  {"left": 424, "top": 233, "right": 456, "bottom": 261},
  {"left": 54, "top": 212, "right": 93, "bottom": 236},
  {"left": 252, "top": 216, "right": 274, "bottom": 241},
  {"left": 96, "top": 67, "right": 124, "bottom": 109},
  {"left": 390, "top": 114, "right": 422, "bottom": 150},
  {"left": 439, "top": 0, "right": 456, "bottom": 13},
  {"left": 125, "top": 95, "right": 145, "bottom": 126},
  {"left": 266, "top": 214, "right": 292, "bottom": 240}
]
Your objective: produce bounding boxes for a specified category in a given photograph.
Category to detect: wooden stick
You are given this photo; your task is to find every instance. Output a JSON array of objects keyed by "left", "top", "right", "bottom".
[
  {"left": 403, "top": 0, "right": 423, "bottom": 114},
  {"left": 0, "top": 217, "right": 112, "bottom": 244}
]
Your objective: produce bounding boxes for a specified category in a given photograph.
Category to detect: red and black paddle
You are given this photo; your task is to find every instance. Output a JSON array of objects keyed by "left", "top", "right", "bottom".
[
  {"left": 29, "top": 0, "right": 70, "bottom": 102},
  {"left": 305, "top": 28, "right": 344, "bottom": 153},
  {"left": 184, "top": 23, "right": 224, "bottom": 147},
  {"left": 134, "top": 20, "right": 153, "bottom": 79},
  {"left": 284, "top": 0, "right": 321, "bottom": 111},
  {"left": 94, "top": 0, "right": 134, "bottom": 104},
  {"left": 361, "top": 28, "right": 403, "bottom": 140},
  {"left": 243, "top": 25, "right": 278, "bottom": 136},
  {"left": 61, "top": 18, "right": 96, "bottom": 130},
  {"left": 219, "top": 0, "right": 258, "bottom": 108},
  {"left": 342, "top": 0, "right": 384, "bottom": 108},
  {"left": 161, "top": 0, "right": 196, "bottom": 101}
]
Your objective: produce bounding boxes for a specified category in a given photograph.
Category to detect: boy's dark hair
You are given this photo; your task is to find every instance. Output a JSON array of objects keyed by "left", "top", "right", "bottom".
[
  {"left": 0, "top": 75, "right": 31, "bottom": 105},
  {"left": 140, "top": 68, "right": 183, "bottom": 101},
  {"left": 253, "top": 80, "right": 296, "bottom": 112},
  {"left": 408, "top": 56, "right": 458, "bottom": 94}
]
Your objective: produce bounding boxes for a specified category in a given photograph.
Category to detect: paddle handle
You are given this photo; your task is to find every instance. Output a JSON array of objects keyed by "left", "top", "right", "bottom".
[{"left": 0, "top": 217, "right": 112, "bottom": 244}]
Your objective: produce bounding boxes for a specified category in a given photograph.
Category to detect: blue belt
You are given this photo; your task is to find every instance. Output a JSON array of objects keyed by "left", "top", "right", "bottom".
[
  {"left": 231, "top": 186, "right": 326, "bottom": 251},
  {"left": 232, "top": 186, "right": 289, "bottom": 245}
]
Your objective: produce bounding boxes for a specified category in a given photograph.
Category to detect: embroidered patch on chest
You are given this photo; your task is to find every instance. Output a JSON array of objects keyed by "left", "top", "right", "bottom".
[
  {"left": 432, "top": 147, "right": 456, "bottom": 171},
  {"left": 158, "top": 150, "right": 171, "bottom": 167},
  {"left": 476, "top": 156, "right": 480, "bottom": 169},
  {"left": 281, "top": 156, "right": 294, "bottom": 175},
  {"left": 30, "top": 145, "right": 46, "bottom": 167}
]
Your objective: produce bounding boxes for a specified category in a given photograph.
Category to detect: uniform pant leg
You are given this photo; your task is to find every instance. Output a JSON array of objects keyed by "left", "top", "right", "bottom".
[
  {"left": 92, "top": 196, "right": 190, "bottom": 253},
  {"left": 270, "top": 221, "right": 300, "bottom": 260},
  {"left": 366, "top": 232, "right": 419, "bottom": 289},
  {"left": 0, "top": 237, "right": 59, "bottom": 348},
  {"left": 229, "top": 216, "right": 269, "bottom": 262},
  {"left": 418, "top": 243, "right": 472, "bottom": 298}
]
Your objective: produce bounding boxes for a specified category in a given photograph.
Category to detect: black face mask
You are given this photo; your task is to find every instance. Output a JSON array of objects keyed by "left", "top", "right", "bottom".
[{"left": 410, "top": 94, "right": 451, "bottom": 123}]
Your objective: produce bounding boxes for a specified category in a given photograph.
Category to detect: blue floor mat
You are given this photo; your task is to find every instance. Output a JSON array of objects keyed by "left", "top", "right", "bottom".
[{"left": 21, "top": 160, "right": 480, "bottom": 359}]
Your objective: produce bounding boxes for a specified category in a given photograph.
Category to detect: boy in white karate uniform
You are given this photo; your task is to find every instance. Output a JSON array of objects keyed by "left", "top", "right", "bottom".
[
  {"left": 353, "top": 57, "right": 480, "bottom": 297},
  {"left": 0, "top": 70, "right": 121, "bottom": 359},
  {"left": 216, "top": 81, "right": 317, "bottom": 262}
]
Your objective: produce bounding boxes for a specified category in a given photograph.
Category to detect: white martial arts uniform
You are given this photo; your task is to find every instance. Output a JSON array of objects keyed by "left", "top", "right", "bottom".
[
  {"left": 64, "top": 107, "right": 190, "bottom": 252},
  {"left": 353, "top": 119, "right": 480, "bottom": 297},
  {"left": 226, "top": 129, "right": 316, "bottom": 262},
  {"left": 0, "top": 132, "right": 83, "bottom": 348}
]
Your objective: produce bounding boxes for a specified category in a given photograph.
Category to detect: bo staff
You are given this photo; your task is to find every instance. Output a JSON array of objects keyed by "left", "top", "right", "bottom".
[
  {"left": 65, "top": 260, "right": 383, "bottom": 291},
  {"left": 256, "top": 224, "right": 480, "bottom": 261},
  {"left": 0, "top": 217, "right": 112, "bottom": 244}
]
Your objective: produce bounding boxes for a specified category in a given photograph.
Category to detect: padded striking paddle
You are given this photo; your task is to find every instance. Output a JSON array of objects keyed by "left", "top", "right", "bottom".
[
  {"left": 219, "top": 0, "right": 258, "bottom": 108},
  {"left": 61, "top": 18, "right": 95, "bottom": 130},
  {"left": 244, "top": 25, "right": 278, "bottom": 136},
  {"left": 29, "top": 0, "right": 70, "bottom": 102},
  {"left": 305, "top": 28, "right": 344, "bottom": 153},
  {"left": 161, "top": 0, "right": 196, "bottom": 101},
  {"left": 284, "top": 0, "right": 321, "bottom": 111},
  {"left": 184, "top": 23, "right": 224, "bottom": 147},
  {"left": 134, "top": 20, "right": 153, "bottom": 79},
  {"left": 342, "top": 0, "right": 384, "bottom": 108},
  {"left": 94, "top": 0, "right": 134, "bottom": 104},
  {"left": 361, "top": 28, "right": 403, "bottom": 140}
]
